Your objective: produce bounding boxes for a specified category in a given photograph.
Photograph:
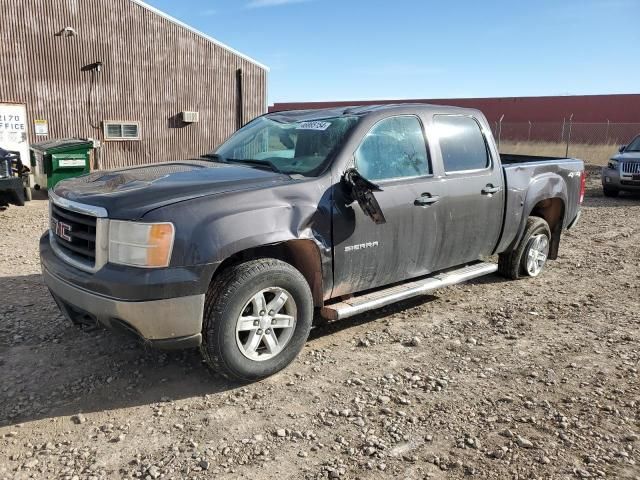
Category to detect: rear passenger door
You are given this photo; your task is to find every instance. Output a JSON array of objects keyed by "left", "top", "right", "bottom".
[{"left": 430, "top": 115, "right": 504, "bottom": 270}]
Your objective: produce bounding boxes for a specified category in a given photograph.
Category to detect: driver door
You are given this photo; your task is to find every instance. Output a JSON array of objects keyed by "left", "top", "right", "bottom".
[{"left": 331, "top": 115, "right": 444, "bottom": 297}]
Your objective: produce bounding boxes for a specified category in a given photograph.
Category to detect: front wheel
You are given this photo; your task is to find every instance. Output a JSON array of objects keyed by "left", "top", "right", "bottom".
[
  {"left": 200, "top": 258, "right": 313, "bottom": 382},
  {"left": 498, "top": 217, "right": 551, "bottom": 280}
]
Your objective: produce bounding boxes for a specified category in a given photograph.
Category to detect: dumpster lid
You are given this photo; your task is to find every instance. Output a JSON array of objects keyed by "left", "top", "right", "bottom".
[{"left": 30, "top": 138, "right": 93, "bottom": 154}]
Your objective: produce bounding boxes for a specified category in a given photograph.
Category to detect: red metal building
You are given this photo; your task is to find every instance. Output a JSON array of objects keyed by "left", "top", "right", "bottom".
[{"left": 269, "top": 94, "right": 640, "bottom": 123}]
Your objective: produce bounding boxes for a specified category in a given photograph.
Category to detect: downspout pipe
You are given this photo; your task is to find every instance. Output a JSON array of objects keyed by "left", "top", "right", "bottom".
[{"left": 236, "top": 68, "right": 244, "bottom": 129}]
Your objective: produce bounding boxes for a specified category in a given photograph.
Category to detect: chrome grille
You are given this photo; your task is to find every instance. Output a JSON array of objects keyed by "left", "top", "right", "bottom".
[
  {"left": 48, "top": 192, "right": 109, "bottom": 273},
  {"left": 621, "top": 161, "right": 640, "bottom": 174},
  {"left": 50, "top": 204, "right": 97, "bottom": 266}
]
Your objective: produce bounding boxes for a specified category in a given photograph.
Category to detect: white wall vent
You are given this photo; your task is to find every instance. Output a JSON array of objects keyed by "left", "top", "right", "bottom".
[
  {"left": 103, "top": 121, "right": 141, "bottom": 141},
  {"left": 181, "top": 111, "right": 199, "bottom": 123}
]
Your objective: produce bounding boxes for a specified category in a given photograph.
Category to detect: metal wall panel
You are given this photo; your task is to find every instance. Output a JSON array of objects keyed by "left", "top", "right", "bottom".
[{"left": 0, "top": 0, "right": 267, "bottom": 170}]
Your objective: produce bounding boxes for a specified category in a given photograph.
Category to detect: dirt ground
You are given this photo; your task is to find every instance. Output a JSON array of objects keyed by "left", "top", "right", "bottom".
[{"left": 0, "top": 168, "right": 638, "bottom": 480}]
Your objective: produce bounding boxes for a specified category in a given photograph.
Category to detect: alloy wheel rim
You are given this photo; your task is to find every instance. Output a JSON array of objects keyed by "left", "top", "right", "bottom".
[
  {"left": 525, "top": 234, "right": 549, "bottom": 277},
  {"left": 235, "top": 287, "right": 297, "bottom": 362}
]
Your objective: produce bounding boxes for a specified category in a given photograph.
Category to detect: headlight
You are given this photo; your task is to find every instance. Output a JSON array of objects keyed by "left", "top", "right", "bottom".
[
  {"left": 607, "top": 159, "right": 618, "bottom": 170},
  {"left": 109, "top": 221, "right": 175, "bottom": 268}
]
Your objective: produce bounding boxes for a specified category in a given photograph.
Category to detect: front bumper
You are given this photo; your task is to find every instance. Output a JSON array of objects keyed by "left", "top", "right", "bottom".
[
  {"left": 41, "top": 233, "right": 210, "bottom": 349},
  {"left": 43, "top": 266, "right": 204, "bottom": 348},
  {"left": 601, "top": 167, "right": 640, "bottom": 191}
]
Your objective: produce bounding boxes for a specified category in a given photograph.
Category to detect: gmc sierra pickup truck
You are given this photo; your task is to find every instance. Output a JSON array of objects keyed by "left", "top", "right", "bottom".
[{"left": 40, "top": 104, "right": 585, "bottom": 381}]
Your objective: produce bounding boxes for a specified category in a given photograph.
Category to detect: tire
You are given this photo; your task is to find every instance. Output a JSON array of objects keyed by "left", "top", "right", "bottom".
[
  {"left": 200, "top": 258, "right": 313, "bottom": 382},
  {"left": 12, "top": 188, "right": 25, "bottom": 207},
  {"left": 603, "top": 187, "right": 619, "bottom": 198},
  {"left": 498, "top": 217, "right": 551, "bottom": 280}
]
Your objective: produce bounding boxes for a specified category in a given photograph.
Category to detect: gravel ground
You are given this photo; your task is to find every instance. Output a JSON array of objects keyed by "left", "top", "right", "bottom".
[{"left": 0, "top": 169, "right": 639, "bottom": 479}]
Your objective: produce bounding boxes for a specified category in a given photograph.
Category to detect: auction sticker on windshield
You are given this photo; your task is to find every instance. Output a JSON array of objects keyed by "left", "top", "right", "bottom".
[{"left": 297, "top": 121, "right": 332, "bottom": 131}]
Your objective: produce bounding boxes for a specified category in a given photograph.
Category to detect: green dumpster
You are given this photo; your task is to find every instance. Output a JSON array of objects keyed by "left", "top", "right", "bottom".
[{"left": 30, "top": 138, "right": 93, "bottom": 190}]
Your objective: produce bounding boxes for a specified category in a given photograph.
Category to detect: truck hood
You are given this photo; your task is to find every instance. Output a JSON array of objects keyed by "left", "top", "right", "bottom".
[{"left": 53, "top": 160, "right": 293, "bottom": 219}]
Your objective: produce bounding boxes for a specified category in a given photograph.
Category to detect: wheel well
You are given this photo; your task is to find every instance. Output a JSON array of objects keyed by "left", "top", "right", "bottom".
[
  {"left": 213, "top": 240, "right": 324, "bottom": 307},
  {"left": 530, "top": 197, "right": 564, "bottom": 260}
]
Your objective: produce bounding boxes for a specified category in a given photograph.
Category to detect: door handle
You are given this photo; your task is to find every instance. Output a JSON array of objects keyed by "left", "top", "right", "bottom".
[
  {"left": 481, "top": 185, "right": 501, "bottom": 195},
  {"left": 414, "top": 193, "right": 440, "bottom": 206}
]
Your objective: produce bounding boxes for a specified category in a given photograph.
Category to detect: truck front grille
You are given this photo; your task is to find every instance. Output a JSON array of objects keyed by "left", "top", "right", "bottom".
[
  {"left": 621, "top": 162, "right": 640, "bottom": 174},
  {"left": 50, "top": 204, "right": 97, "bottom": 267},
  {"left": 48, "top": 192, "right": 108, "bottom": 273}
]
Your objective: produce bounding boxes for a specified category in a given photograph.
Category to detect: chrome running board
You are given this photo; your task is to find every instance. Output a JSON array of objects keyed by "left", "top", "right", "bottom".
[{"left": 321, "top": 262, "right": 497, "bottom": 321}]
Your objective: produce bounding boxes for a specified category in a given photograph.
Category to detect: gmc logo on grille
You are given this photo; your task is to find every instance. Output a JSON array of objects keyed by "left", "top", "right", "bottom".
[{"left": 51, "top": 218, "right": 72, "bottom": 242}]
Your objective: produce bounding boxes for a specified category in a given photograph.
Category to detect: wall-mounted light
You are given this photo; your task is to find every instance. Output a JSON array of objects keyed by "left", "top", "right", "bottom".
[
  {"left": 55, "top": 26, "right": 77, "bottom": 37},
  {"left": 81, "top": 61, "right": 103, "bottom": 73}
]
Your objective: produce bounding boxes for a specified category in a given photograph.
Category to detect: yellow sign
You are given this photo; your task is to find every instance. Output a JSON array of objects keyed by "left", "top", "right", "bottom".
[{"left": 34, "top": 119, "right": 48, "bottom": 136}]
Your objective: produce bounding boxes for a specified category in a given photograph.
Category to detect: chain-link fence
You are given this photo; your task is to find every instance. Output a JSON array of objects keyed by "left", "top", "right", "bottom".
[{"left": 489, "top": 119, "right": 640, "bottom": 165}]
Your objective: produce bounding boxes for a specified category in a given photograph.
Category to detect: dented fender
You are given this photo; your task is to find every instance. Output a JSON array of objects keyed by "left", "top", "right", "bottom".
[
  {"left": 142, "top": 177, "right": 335, "bottom": 294},
  {"left": 497, "top": 160, "right": 582, "bottom": 255}
]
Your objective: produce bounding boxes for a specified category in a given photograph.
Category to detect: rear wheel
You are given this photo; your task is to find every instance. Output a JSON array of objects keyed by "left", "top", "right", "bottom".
[
  {"left": 498, "top": 217, "right": 551, "bottom": 280},
  {"left": 603, "top": 187, "right": 619, "bottom": 198},
  {"left": 200, "top": 258, "right": 313, "bottom": 382}
]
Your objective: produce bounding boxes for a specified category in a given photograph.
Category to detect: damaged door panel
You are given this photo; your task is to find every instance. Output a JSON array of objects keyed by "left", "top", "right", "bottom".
[
  {"left": 331, "top": 114, "right": 445, "bottom": 296},
  {"left": 341, "top": 168, "right": 386, "bottom": 224}
]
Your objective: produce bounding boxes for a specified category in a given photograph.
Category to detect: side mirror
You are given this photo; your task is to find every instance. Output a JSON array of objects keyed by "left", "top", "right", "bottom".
[
  {"left": 342, "top": 168, "right": 386, "bottom": 224},
  {"left": 619, "top": 145, "right": 626, "bottom": 153}
]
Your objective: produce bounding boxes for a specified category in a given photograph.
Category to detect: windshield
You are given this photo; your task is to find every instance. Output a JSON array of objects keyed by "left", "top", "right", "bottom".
[
  {"left": 626, "top": 135, "right": 640, "bottom": 152},
  {"left": 213, "top": 115, "right": 359, "bottom": 176}
]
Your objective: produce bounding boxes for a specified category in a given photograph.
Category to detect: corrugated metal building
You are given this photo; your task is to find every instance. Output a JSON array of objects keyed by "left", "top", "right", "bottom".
[{"left": 0, "top": 0, "right": 268, "bottom": 170}]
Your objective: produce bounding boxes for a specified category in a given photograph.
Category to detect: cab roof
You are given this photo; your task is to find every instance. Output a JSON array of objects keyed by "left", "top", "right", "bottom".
[{"left": 265, "top": 103, "right": 482, "bottom": 123}]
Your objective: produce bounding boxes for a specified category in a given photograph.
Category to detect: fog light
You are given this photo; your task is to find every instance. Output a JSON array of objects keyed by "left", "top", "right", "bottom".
[{"left": 605, "top": 177, "right": 611, "bottom": 183}]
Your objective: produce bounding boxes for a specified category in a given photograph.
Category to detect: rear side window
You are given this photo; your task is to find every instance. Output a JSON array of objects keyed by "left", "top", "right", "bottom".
[
  {"left": 355, "top": 116, "right": 430, "bottom": 181},
  {"left": 434, "top": 115, "right": 490, "bottom": 173}
]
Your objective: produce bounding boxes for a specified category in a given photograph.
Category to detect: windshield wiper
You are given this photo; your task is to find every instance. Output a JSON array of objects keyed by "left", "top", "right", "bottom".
[
  {"left": 225, "top": 158, "right": 284, "bottom": 174},
  {"left": 201, "top": 153, "right": 226, "bottom": 162}
]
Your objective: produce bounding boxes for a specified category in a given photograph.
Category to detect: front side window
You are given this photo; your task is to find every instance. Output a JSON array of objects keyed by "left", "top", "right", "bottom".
[
  {"left": 434, "top": 115, "right": 490, "bottom": 173},
  {"left": 214, "top": 115, "right": 359, "bottom": 176},
  {"left": 355, "top": 116, "right": 430, "bottom": 181}
]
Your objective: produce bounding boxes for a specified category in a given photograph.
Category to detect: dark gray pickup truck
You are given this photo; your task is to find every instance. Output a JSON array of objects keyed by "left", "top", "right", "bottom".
[{"left": 40, "top": 104, "right": 585, "bottom": 381}]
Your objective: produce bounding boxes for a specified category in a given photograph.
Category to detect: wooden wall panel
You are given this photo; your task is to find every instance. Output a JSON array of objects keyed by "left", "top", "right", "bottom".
[{"left": 0, "top": 0, "right": 268, "bottom": 170}]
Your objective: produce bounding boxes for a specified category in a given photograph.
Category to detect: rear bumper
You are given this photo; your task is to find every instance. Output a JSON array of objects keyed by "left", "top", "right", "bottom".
[{"left": 567, "top": 210, "right": 581, "bottom": 230}]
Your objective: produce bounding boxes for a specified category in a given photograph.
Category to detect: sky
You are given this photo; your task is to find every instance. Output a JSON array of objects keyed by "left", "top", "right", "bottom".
[{"left": 145, "top": 0, "right": 640, "bottom": 104}]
